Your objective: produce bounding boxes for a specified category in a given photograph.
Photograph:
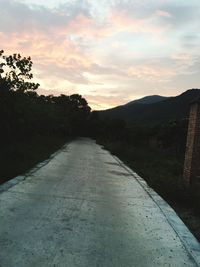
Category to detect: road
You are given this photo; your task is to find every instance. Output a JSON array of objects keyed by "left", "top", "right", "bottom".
[{"left": 0, "top": 138, "right": 200, "bottom": 267}]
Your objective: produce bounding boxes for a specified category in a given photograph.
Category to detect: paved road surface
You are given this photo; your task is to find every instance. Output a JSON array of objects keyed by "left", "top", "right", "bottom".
[{"left": 0, "top": 138, "right": 200, "bottom": 267}]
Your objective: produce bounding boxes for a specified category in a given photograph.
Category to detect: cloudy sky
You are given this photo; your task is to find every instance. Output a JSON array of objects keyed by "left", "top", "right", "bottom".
[{"left": 0, "top": 0, "right": 200, "bottom": 109}]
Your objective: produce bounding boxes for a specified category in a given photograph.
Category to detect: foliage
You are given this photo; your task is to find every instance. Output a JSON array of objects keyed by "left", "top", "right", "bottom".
[
  {"left": 88, "top": 111, "right": 189, "bottom": 205},
  {"left": 0, "top": 50, "right": 39, "bottom": 93},
  {"left": 0, "top": 136, "right": 67, "bottom": 183},
  {"left": 0, "top": 50, "right": 91, "bottom": 183}
]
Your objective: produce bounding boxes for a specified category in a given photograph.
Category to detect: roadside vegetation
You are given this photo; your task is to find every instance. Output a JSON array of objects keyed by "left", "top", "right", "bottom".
[
  {"left": 90, "top": 114, "right": 200, "bottom": 240},
  {"left": 0, "top": 50, "right": 90, "bottom": 183}
]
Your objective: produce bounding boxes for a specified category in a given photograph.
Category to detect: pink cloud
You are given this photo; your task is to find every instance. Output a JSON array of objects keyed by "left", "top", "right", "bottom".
[
  {"left": 109, "top": 9, "right": 165, "bottom": 34},
  {"left": 128, "top": 65, "right": 176, "bottom": 79},
  {"left": 0, "top": 0, "right": 199, "bottom": 111},
  {"left": 52, "top": 9, "right": 166, "bottom": 41},
  {"left": 52, "top": 14, "right": 113, "bottom": 40},
  {"left": 0, "top": 29, "right": 94, "bottom": 81}
]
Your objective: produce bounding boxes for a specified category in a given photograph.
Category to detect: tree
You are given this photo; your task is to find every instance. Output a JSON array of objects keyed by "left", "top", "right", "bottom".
[
  {"left": 53, "top": 94, "right": 91, "bottom": 136},
  {"left": 0, "top": 50, "right": 39, "bottom": 93}
]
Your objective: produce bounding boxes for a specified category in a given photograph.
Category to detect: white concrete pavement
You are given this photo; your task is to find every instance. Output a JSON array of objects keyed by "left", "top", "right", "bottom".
[{"left": 0, "top": 138, "right": 200, "bottom": 267}]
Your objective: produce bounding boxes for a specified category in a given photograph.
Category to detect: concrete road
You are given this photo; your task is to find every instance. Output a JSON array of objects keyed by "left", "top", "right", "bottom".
[{"left": 0, "top": 138, "right": 200, "bottom": 267}]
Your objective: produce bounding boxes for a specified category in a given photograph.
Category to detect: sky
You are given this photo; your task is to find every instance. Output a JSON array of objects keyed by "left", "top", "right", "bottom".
[{"left": 0, "top": 0, "right": 200, "bottom": 110}]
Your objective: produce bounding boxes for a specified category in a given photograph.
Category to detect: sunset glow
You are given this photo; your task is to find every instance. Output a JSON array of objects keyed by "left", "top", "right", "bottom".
[{"left": 1, "top": 0, "right": 200, "bottom": 109}]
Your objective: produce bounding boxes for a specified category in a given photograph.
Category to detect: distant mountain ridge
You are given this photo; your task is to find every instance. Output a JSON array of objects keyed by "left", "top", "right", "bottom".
[
  {"left": 99, "top": 89, "right": 200, "bottom": 125},
  {"left": 125, "top": 95, "right": 169, "bottom": 106}
]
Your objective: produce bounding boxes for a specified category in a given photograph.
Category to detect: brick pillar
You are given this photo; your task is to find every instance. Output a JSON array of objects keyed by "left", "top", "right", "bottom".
[{"left": 183, "top": 99, "right": 200, "bottom": 186}]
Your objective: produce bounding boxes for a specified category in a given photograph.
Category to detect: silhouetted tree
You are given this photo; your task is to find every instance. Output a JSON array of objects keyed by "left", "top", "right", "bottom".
[
  {"left": 0, "top": 50, "right": 39, "bottom": 93},
  {"left": 0, "top": 50, "right": 92, "bottom": 142}
]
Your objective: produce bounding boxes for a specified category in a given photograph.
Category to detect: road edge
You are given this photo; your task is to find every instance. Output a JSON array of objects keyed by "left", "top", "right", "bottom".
[
  {"left": 111, "top": 153, "right": 200, "bottom": 267},
  {"left": 0, "top": 143, "right": 68, "bottom": 194},
  {"left": 1, "top": 139, "right": 200, "bottom": 266}
]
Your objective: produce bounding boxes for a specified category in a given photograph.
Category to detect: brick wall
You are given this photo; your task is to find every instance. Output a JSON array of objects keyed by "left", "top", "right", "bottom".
[{"left": 183, "top": 101, "right": 200, "bottom": 186}]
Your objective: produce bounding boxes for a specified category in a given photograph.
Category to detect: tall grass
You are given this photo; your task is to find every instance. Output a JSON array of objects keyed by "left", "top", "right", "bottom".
[
  {"left": 100, "top": 140, "right": 191, "bottom": 203},
  {"left": 0, "top": 136, "right": 67, "bottom": 184}
]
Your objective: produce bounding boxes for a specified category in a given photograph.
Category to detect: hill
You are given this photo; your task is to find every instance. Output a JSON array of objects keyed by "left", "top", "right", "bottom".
[
  {"left": 99, "top": 89, "right": 200, "bottom": 125},
  {"left": 125, "top": 95, "right": 169, "bottom": 106}
]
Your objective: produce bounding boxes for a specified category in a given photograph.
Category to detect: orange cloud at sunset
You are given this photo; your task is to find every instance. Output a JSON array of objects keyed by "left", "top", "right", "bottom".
[
  {"left": 83, "top": 94, "right": 130, "bottom": 110},
  {"left": 0, "top": 27, "right": 96, "bottom": 89},
  {"left": 0, "top": 0, "right": 199, "bottom": 110},
  {"left": 128, "top": 65, "right": 176, "bottom": 80},
  {"left": 109, "top": 9, "right": 168, "bottom": 35},
  {"left": 0, "top": 30, "right": 93, "bottom": 68}
]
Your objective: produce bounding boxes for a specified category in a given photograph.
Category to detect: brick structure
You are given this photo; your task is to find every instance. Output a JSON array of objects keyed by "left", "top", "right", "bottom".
[{"left": 183, "top": 98, "right": 200, "bottom": 186}]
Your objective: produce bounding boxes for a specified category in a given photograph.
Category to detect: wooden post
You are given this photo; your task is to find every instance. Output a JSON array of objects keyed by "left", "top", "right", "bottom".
[{"left": 183, "top": 99, "right": 200, "bottom": 186}]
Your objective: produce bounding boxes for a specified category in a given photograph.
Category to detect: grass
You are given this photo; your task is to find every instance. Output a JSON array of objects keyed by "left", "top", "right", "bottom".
[
  {"left": 99, "top": 139, "right": 200, "bottom": 241},
  {"left": 0, "top": 135, "right": 68, "bottom": 184},
  {"left": 101, "top": 140, "right": 184, "bottom": 198}
]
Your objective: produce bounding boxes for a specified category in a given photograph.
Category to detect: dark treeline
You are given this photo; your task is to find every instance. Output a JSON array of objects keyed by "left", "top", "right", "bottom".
[
  {"left": 0, "top": 90, "right": 91, "bottom": 142},
  {"left": 91, "top": 113, "right": 188, "bottom": 155},
  {"left": 0, "top": 50, "right": 91, "bottom": 142},
  {"left": 0, "top": 50, "right": 91, "bottom": 181}
]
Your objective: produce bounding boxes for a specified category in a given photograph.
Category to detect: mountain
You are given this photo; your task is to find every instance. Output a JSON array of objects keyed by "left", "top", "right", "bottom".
[
  {"left": 99, "top": 89, "right": 200, "bottom": 125},
  {"left": 125, "top": 95, "right": 169, "bottom": 106}
]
